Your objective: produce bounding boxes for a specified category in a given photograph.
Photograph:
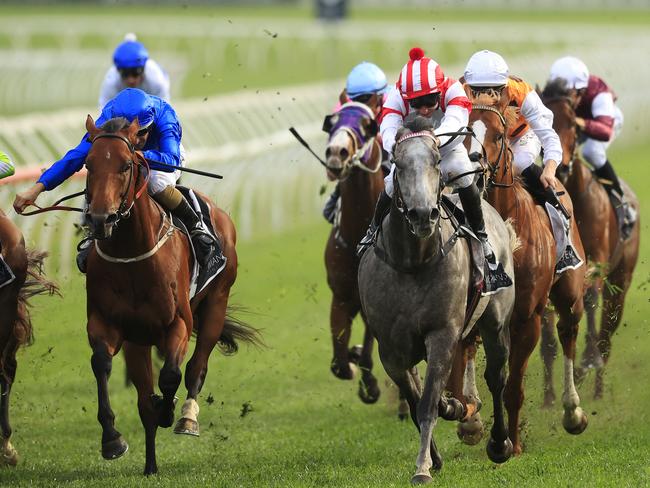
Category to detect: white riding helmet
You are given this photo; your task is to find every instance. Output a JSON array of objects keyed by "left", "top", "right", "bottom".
[
  {"left": 463, "top": 50, "right": 509, "bottom": 87},
  {"left": 549, "top": 56, "right": 590, "bottom": 90}
]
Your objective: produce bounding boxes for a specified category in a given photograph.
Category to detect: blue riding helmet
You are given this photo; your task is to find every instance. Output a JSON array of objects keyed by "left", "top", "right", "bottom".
[
  {"left": 346, "top": 62, "right": 388, "bottom": 99},
  {"left": 108, "top": 88, "right": 155, "bottom": 128},
  {"left": 113, "top": 40, "right": 149, "bottom": 70}
]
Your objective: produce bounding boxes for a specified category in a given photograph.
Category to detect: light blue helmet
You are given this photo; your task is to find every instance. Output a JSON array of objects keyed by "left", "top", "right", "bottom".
[
  {"left": 113, "top": 39, "right": 149, "bottom": 70},
  {"left": 346, "top": 62, "right": 388, "bottom": 99},
  {"left": 108, "top": 88, "right": 155, "bottom": 128}
]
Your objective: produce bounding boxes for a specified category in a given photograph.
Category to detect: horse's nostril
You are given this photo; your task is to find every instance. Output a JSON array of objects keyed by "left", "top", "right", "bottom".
[
  {"left": 325, "top": 147, "right": 332, "bottom": 158},
  {"left": 340, "top": 148, "right": 349, "bottom": 160},
  {"left": 469, "top": 152, "right": 482, "bottom": 163},
  {"left": 431, "top": 207, "right": 440, "bottom": 220},
  {"left": 105, "top": 213, "right": 119, "bottom": 225}
]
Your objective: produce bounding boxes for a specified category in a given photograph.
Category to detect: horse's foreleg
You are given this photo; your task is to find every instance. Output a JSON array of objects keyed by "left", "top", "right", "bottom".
[
  {"left": 329, "top": 297, "right": 358, "bottom": 380},
  {"left": 551, "top": 287, "right": 588, "bottom": 436},
  {"left": 579, "top": 284, "right": 603, "bottom": 377},
  {"left": 157, "top": 317, "right": 189, "bottom": 429},
  {"left": 177, "top": 292, "right": 229, "bottom": 437},
  {"left": 357, "top": 321, "right": 380, "bottom": 404},
  {"left": 123, "top": 343, "right": 158, "bottom": 475},
  {"left": 540, "top": 309, "right": 558, "bottom": 407},
  {"left": 480, "top": 319, "right": 513, "bottom": 464},
  {"left": 595, "top": 266, "right": 631, "bottom": 399},
  {"left": 0, "top": 337, "right": 18, "bottom": 466},
  {"left": 504, "top": 313, "right": 541, "bottom": 455},
  {"left": 88, "top": 315, "right": 126, "bottom": 460},
  {"left": 457, "top": 338, "right": 485, "bottom": 446}
]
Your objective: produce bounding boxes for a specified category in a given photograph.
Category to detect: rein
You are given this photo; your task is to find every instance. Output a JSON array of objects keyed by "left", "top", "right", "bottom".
[{"left": 470, "top": 104, "right": 513, "bottom": 188}]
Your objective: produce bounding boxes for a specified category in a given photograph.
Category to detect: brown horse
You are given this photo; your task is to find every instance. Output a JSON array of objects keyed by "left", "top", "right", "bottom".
[
  {"left": 0, "top": 210, "right": 58, "bottom": 466},
  {"left": 322, "top": 100, "right": 384, "bottom": 403},
  {"left": 540, "top": 86, "right": 640, "bottom": 400},
  {"left": 82, "top": 116, "right": 260, "bottom": 475},
  {"left": 452, "top": 94, "right": 588, "bottom": 454}
]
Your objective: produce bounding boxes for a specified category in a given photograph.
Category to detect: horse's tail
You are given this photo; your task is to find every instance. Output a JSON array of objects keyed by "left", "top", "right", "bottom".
[
  {"left": 504, "top": 218, "right": 522, "bottom": 255},
  {"left": 15, "top": 249, "right": 60, "bottom": 347},
  {"left": 216, "top": 305, "right": 264, "bottom": 356}
]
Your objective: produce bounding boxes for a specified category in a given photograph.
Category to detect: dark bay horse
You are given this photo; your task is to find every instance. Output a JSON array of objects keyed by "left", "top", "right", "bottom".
[
  {"left": 0, "top": 210, "right": 58, "bottom": 466},
  {"left": 541, "top": 84, "right": 640, "bottom": 400},
  {"left": 455, "top": 95, "right": 588, "bottom": 454},
  {"left": 82, "top": 116, "right": 261, "bottom": 475},
  {"left": 322, "top": 102, "right": 384, "bottom": 403},
  {"left": 358, "top": 118, "right": 515, "bottom": 483}
]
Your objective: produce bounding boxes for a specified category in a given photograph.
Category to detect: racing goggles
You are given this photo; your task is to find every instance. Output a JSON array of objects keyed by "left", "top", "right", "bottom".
[{"left": 119, "top": 67, "right": 145, "bottom": 79}]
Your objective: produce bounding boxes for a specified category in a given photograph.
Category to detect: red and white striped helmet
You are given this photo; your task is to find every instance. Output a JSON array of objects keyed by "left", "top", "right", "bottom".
[{"left": 397, "top": 47, "right": 445, "bottom": 100}]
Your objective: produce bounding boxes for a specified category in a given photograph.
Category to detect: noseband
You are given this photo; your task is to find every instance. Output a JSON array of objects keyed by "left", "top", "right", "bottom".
[
  {"left": 88, "top": 133, "right": 150, "bottom": 234},
  {"left": 470, "top": 104, "right": 512, "bottom": 188}
]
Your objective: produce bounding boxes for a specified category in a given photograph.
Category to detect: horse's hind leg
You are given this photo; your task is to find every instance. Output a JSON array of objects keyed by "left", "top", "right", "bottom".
[
  {"left": 577, "top": 284, "right": 604, "bottom": 381},
  {"left": 124, "top": 343, "right": 158, "bottom": 475},
  {"left": 157, "top": 317, "right": 189, "bottom": 429},
  {"left": 540, "top": 308, "right": 558, "bottom": 407},
  {"left": 550, "top": 283, "right": 588, "bottom": 436},
  {"left": 0, "top": 336, "right": 19, "bottom": 466},
  {"left": 329, "top": 297, "right": 358, "bottom": 380},
  {"left": 87, "top": 314, "right": 127, "bottom": 460},
  {"left": 595, "top": 265, "right": 632, "bottom": 399},
  {"left": 177, "top": 293, "right": 228, "bottom": 436},
  {"left": 357, "top": 318, "right": 380, "bottom": 404}
]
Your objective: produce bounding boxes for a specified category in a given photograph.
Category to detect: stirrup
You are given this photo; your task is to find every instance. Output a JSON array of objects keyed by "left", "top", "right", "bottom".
[{"left": 356, "top": 224, "right": 378, "bottom": 258}]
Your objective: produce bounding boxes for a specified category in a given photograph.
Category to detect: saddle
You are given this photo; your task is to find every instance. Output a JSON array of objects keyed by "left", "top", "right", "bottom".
[{"left": 173, "top": 186, "right": 226, "bottom": 298}]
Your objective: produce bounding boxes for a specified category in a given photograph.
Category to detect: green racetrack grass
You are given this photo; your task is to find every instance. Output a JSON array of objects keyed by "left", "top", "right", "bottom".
[{"left": 1, "top": 140, "right": 648, "bottom": 487}]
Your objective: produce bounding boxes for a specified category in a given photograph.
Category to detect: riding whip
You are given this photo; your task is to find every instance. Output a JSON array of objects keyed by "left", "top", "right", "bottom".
[
  {"left": 289, "top": 127, "right": 328, "bottom": 168},
  {"left": 148, "top": 160, "right": 223, "bottom": 179}
]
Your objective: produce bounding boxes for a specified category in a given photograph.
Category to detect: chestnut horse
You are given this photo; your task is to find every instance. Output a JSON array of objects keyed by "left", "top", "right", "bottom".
[
  {"left": 540, "top": 84, "right": 640, "bottom": 400},
  {"left": 82, "top": 116, "right": 261, "bottom": 475},
  {"left": 322, "top": 101, "right": 384, "bottom": 403},
  {"left": 0, "top": 210, "right": 58, "bottom": 466},
  {"left": 452, "top": 94, "right": 588, "bottom": 454}
]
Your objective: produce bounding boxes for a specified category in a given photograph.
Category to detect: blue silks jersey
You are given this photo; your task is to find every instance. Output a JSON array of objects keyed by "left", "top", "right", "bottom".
[{"left": 38, "top": 94, "right": 182, "bottom": 191}]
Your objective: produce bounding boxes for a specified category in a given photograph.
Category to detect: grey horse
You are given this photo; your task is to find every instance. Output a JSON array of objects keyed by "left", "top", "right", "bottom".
[{"left": 358, "top": 117, "right": 516, "bottom": 484}]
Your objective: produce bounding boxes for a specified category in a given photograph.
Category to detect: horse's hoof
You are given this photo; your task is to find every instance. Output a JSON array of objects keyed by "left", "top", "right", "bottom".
[
  {"left": 348, "top": 345, "right": 363, "bottom": 365},
  {"left": 563, "top": 408, "right": 588, "bottom": 435},
  {"left": 411, "top": 473, "right": 433, "bottom": 485},
  {"left": 174, "top": 418, "right": 200, "bottom": 436},
  {"left": 102, "top": 436, "right": 129, "bottom": 460},
  {"left": 330, "top": 361, "right": 355, "bottom": 380},
  {"left": 486, "top": 437, "right": 513, "bottom": 464},
  {"left": 143, "top": 463, "right": 158, "bottom": 476},
  {"left": 542, "top": 391, "right": 556, "bottom": 408},
  {"left": 398, "top": 413, "right": 408, "bottom": 421},
  {"left": 1, "top": 440, "right": 18, "bottom": 467},
  {"left": 152, "top": 394, "right": 176, "bottom": 428},
  {"left": 358, "top": 378, "right": 380, "bottom": 404},
  {"left": 457, "top": 417, "right": 484, "bottom": 446}
]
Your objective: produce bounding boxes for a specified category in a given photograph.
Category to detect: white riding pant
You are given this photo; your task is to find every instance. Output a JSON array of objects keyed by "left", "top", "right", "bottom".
[
  {"left": 147, "top": 143, "right": 186, "bottom": 194},
  {"left": 511, "top": 129, "right": 542, "bottom": 176},
  {"left": 384, "top": 143, "right": 476, "bottom": 197},
  {"left": 581, "top": 106, "right": 624, "bottom": 169}
]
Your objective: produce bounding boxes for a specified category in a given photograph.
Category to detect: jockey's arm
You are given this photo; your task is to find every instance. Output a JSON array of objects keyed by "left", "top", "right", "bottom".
[
  {"left": 434, "top": 102, "right": 469, "bottom": 149},
  {"left": 0, "top": 151, "right": 15, "bottom": 179},
  {"left": 580, "top": 92, "right": 616, "bottom": 141},
  {"left": 379, "top": 111, "right": 402, "bottom": 154},
  {"left": 141, "top": 121, "right": 182, "bottom": 172},
  {"left": 521, "top": 90, "right": 562, "bottom": 166}
]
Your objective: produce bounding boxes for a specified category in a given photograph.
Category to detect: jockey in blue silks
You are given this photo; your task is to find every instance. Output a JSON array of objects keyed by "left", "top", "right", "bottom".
[{"left": 13, "top": 88, "right": 218, "bottom": 273}]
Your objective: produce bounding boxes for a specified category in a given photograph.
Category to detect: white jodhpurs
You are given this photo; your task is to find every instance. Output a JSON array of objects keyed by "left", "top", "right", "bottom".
[
  {"left": 384, "top": 143, "right": 476, "bottom": 197},
  {"left": 581, "top": 105, "right": 624, "bottom": 170},
  {"left": 147, "top": 143, "right": 186, "bottom": 194},
  {"left": 511, "top": 130, "right": 542, "bottom": 176}
]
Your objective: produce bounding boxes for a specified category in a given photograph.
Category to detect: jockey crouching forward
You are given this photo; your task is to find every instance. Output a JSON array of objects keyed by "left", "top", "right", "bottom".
[
  {"left": 13, "top": 88, "right": 219, "bottom": 274},
  {"left": 549, "top": 56, "right": 636, "bottom": 239},
  {"left": 358, "top": 47, "right": 512, "bottom": 293},
  {"left": 322, "top": 61, "right": 389, "bottom": 224},
  {"left": 463, "top": 49, "right": 582, "bottom": 271}
]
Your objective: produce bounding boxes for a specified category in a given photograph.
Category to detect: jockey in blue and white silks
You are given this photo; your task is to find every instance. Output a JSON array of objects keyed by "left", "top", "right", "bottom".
[
  {"left": 13, "top": 88, "right": 219, "bottom": 273},
  {"left": 98, "top": 33, "right": 170, "bottom": 111}
]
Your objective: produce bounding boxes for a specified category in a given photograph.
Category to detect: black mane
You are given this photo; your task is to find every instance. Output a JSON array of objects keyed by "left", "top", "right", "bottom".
[
  {"left": 541, "top": 78, "right": 570, "bottom": 100},
  {"left": 405, "top": 115, "right": 435, "bottom": 132}
]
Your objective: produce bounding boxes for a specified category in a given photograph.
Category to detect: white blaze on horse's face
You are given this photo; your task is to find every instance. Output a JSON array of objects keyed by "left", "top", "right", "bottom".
[
  {"left": 325, "top": 129, "right": 354, "bottom": 179},
  {"left": 470, "top": 119, "right": 487, "bottom": 157}
]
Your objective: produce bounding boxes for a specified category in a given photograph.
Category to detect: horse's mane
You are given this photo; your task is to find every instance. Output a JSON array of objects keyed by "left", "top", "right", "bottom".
[
  {"left": 470, "top": 93, "right": 519, "bottom": 130},
  {"left": 404, "top": 116, "right": 435, "bottom": 132},
  {"left": 100, "top": 117, "right": 130, "bottom": 134},
  {"left": 541, "top": 78, "right": 570, "bottom": 100}
]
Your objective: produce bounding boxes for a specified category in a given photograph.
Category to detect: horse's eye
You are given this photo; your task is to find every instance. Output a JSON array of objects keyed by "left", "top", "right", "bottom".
[{"left": 121, "top": 162, "right": 132, "bottom": 173}]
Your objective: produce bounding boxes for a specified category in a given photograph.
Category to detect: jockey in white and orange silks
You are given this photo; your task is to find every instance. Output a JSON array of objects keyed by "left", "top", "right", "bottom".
[
  {"left": 359, "top": 47, "right": 512, "bottom": 294},
  {"left": 462, "top": 49, "right": 582, "bottom": 272}
]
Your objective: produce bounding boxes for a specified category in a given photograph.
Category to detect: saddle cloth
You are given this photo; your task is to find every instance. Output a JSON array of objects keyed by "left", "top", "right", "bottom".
[
  {"left": 173, "top": 186, "right": 227, "bottom": 298},
  {"left": 544, "top": 202, "right": 583, "bottom": 274},
  {"left": 0, "top": 253, "right": 16, "bottom": 289}
]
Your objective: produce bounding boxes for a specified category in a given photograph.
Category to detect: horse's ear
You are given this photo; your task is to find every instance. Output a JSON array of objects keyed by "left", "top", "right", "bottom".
[
  {"left": 362, "top": 117, "right": 379, "bottom": 137},
  {"left": 322, "top": 114, "right": 338, "bottom": 134},
  {"left": 339, "top": 89, "right": 348, "bottom": 105},
  {"left": 127, "top": 117, "right": 141, "bottom": 139},
  {"left": 85, "top": 115, "right": 99, "bottom": 139}
]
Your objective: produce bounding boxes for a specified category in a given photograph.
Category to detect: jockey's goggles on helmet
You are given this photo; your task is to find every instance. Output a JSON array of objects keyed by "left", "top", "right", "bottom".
[
  {"left": 119, "top": 67, "right": 145, "bottom": 79},
  {"left": 408, "top": 93, "right": 440, "bottom": 110},
  {"left": 469, "top": 85, "right": 505, "bottom": 98}
]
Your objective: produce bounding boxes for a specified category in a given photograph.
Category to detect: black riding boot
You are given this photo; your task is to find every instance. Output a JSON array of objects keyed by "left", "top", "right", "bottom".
[
  {"left": 594, "top": 160, "right": 636, "bottom": 239},
  {"left": 173, "top": 197, "right": 220, "bottom": 268},
  {"left": 458, "top": 183, "right": 513, "bottom": 294},
  {"left": 356, "top": 190, "right": 392, "bottom": 257},
  {"left": 322, "top": 184, "right": 340, "bottom": 224}
]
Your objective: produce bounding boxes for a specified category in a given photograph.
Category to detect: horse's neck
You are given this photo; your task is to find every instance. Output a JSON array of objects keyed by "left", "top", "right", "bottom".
[
  {"left": 101, "top": 195, "right": 162, "bottom": 259},
  {"left": 338, "top": 147, "right": 383, "bottom": 241},
  {"left": 566, "top": 158, "right": 591, "bottom": 193},
  {"left": 384, "top": 205, "right": 441, "bottom": 269}
]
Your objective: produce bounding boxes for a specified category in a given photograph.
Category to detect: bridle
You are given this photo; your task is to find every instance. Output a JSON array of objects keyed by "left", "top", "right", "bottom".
[
  {"left": 87, "top": 132, "right": 150, "bottom": 236},
  {"left": 470, "top": 104, "right": 513, "bottom": 188}
]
